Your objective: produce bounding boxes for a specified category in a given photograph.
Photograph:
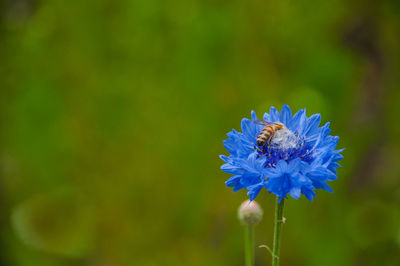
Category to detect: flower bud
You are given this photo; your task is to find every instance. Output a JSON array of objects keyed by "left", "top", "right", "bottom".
[{"left": 238, "top": 200, "right": 263, "bottom": 226}]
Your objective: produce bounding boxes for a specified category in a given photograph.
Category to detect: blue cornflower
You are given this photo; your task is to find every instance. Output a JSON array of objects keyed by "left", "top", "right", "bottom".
[{"left": 220, "top": 105, "right": 343, "bottom": 202}]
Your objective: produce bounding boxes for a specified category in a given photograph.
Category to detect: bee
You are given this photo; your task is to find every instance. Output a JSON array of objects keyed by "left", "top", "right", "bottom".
[{"left": 254, "top": 121, "right": 286, "bottom": 147}]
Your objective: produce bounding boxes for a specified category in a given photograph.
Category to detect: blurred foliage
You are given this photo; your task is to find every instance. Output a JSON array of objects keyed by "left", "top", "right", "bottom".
[
  {"left": 0, "top": 0, "right": 400, "bottom": 265},
  {"left": 12, "top": 188, "right": 95, "bottom": 257}
]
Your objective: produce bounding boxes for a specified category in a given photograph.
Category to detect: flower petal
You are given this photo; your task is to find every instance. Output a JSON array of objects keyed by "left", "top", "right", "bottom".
[
  {"left": 225, "top": 175, "right": 244, "bottom": 192},
  {"left": 247, "top": 184, "right": 263, "bottom": 201},
  {"left": 241, "top": 118, "right": 256, "bottom": 139},
  {"left": 269, "top": 106, "right": 280, "bottom": 121},
  {"left": 280, "top": 104, "right": 292, "bottom": 125},
  {"left": 289, "top": 187, "right": 301, "bottom": 199},
  {"left": 251, "top": 110, "right": 258, "bottom": 121}
]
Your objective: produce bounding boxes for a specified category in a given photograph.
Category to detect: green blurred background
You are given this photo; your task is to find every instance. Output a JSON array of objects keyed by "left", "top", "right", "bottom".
[{"left": 0, "top": 0, "right": 400, "bottom": 265}]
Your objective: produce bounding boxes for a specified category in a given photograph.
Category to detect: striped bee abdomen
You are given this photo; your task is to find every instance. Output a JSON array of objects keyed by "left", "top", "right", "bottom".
[{"left": 256, "top": 123, "right": 285, "bottom": 147}]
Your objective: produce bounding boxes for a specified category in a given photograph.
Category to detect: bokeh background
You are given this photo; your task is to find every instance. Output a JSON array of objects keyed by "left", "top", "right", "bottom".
[{"left": 0, "top": 0, "right": 400, "bottom": 265}]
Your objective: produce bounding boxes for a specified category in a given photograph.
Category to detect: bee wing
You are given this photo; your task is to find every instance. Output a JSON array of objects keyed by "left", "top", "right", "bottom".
[{"left": 253, "top": 120, "right": 275, "bottom": 126}]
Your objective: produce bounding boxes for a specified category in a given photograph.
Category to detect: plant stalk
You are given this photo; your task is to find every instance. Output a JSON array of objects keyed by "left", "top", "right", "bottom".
[
  {"left": 272, "top": 197, "right": 285, "bottom": 266},
  {"left": 244, "top": 225, "right": 255, "bottom": 266}
]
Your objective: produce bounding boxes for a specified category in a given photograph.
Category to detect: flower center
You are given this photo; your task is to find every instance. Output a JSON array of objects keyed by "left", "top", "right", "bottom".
[
  {"left": 269, "top": 128, "right": 301, "bottom": 150},
  {"left": 256, "top": 127, "right": 314, "bottom": 167}
]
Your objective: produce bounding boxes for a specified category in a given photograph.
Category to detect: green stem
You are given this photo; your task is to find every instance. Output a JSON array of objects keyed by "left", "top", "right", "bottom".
[
  {"left": 272, "top": 197, "right": 285, "bottom": 266},
  {"left": 244, "top": 225, "right": 254, "bottom": 266}
]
